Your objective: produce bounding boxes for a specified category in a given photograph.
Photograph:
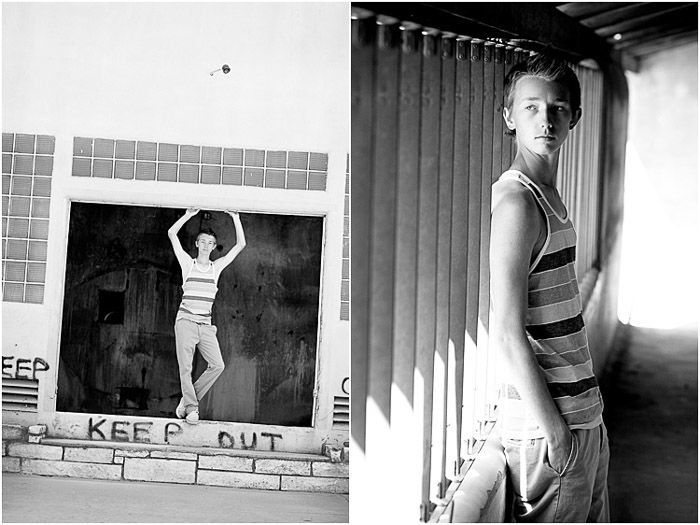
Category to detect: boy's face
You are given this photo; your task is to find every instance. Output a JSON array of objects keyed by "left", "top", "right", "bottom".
[
  {"left": 195, "top": 233, "right": 217, "bottom": 258},
  {"left": 503, "top": 76, "right": 581, "bottom": 155}
]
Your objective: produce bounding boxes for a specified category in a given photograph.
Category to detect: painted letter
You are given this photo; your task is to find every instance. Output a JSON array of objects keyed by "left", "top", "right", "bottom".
[
  {"left": 133, "top": 422, "right": 152, "bottom": 443},
  {"left": 240, "top": 432, "right": 257, "bottom": 450},
  {"left": 164, "top": 422, "right": 182, "bottom": 443},
  {"left": 261, "top": 432, "right": 283, "bottom": 451},
  {"left": 32, "top": 358, "right": 50, "bottom": 380},
  {"left": 89, "top": 418, "right": 106, "bottom": 440},
  {"left": 218, "top": 431, "right": 235, "bottom": 448},
  {"left": 2, "top": 356, "right": 14, "bottom": 379},
  {"left": 111, "top": 421, "right": 130, "bottom": 442},
  {"left": 15, "top": 358, "right": 31, "bottom": 380}
]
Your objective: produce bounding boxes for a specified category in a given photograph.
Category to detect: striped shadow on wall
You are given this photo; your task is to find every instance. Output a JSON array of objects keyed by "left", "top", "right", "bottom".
[
  {"left": 71, "top": 137, "right": 329, "bottom": 191},
  {"left": 351, "top": 10, "right": 605, "bottom": 522}
]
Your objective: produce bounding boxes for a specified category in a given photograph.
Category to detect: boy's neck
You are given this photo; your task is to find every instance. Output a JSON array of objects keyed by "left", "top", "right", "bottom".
[
  {"left": 510, "top": 149, "right": 560, "bottom": 188},
  {"left": 195, "top": 255, "right": 211, "bottom": 265}
]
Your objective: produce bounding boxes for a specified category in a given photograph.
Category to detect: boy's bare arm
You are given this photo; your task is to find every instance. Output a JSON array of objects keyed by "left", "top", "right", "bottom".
[
  {"left": 168, "top": 208, "right": 198, "bottom": 271},
  {"left": 213, "top": 211, "right": 246, "bottom": 274},
  {"left": 490, "top": 188, "right": 572, "bottom": 471}
]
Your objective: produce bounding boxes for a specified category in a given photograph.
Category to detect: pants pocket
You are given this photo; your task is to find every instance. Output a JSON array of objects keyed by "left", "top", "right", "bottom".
[{"left": 545, "top": 432, "right": 578, "bottom": 477}]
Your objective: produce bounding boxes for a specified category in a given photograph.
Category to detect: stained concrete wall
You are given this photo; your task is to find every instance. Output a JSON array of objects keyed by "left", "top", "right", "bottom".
[{"left": 58, "top": 204, "right": 322, "bottom": 426}]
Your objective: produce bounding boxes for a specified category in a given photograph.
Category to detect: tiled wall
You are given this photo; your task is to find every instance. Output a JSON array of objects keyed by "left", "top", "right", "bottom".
[
  {"left": 2, "top": 133, "right": 54, "bottom": 304},
  {"left": 2, "top": 132, "right": 344, "bottom": 307},
  {"left": 72, "top": 137, "right": 329, "bottom": 191},
  {"left": 340, "top": 155, "right": 349, "bottom": 321}
]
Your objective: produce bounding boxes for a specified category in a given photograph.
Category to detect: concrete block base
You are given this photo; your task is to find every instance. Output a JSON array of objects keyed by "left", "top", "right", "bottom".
[{"left": 1, "top": 434, "right": 348, "bottom": 493}]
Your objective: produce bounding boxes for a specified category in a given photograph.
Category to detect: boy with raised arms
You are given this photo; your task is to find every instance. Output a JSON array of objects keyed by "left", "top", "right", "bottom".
[{"left": 168, "top": 209, "right": 246, "bottom": 425}]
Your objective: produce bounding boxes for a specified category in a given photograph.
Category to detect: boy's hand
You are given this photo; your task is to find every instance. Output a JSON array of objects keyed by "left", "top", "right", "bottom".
[
  {"left": 186, "top": 208, "right": 199, "bottom": 216},
  {"left": 547, "top": 429, "right": 574, "bottom": 474}
]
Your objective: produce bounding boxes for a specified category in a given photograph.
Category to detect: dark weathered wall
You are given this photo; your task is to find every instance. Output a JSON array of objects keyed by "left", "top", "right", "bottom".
[{"left": 58, "top": 203, "right": 322, "bottom": 426}]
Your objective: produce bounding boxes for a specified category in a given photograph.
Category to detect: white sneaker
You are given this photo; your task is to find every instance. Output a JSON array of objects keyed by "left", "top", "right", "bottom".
[
  {"left": 175, "top": 399, "right": 186, "bottom": 419},
  {"left": 185, "top": 409, "right": 199, "bottom": 425}
]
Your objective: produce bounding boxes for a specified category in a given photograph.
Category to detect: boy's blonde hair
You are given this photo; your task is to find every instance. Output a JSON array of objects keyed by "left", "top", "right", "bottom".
[{"left": 503, "top": 54, "right": 581, "bottom": 137}]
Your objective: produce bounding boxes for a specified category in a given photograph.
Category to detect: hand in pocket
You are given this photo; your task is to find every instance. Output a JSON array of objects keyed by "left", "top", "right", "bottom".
[{"left": 547, "top": 431, "right": 574, "bottom": 475}]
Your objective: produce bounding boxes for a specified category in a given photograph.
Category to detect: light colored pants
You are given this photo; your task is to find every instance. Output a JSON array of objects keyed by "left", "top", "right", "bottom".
[
  {"left": 502, "top": 422, "right": 610, "bottom": 522},
  {"left": 174, "top": 319, "right": 225, "bottom": 412}
]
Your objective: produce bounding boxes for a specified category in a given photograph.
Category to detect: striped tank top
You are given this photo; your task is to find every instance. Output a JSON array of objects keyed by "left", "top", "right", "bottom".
[
  {"left": 176, "top": 259, "right": 218, "bottom": 325},
  {"left": 496, "top": 170, "right": 603, "bottom": 439}
]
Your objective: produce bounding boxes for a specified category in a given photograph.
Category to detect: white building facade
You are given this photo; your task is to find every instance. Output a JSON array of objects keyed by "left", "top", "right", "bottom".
[{"left": 2, "top": 3, "right": 349, "bottom": 455}]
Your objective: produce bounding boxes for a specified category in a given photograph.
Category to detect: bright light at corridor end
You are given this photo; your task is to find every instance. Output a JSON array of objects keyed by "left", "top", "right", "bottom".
[{"left": 617, "top": 142, "right": 699, "bottom": 329}]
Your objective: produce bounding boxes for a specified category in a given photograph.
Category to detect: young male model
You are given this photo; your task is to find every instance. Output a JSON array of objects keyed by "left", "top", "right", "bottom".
[
  {"left": 168, "top": 208, "right": 246, "bottom": 424},
  {"left": 490, "top": 54, "right": 610, "bottom": 522}
]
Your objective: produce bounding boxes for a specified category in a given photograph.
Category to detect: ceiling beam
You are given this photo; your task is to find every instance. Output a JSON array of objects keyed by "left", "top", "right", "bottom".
[
  {"left": 613, "top": 23, "right": 697, "bottom": 49},
  {"left": 557, "top": 2, "right": 625, "bottom": 21},
  {"left": 622, "top": 31, "right": 698, "bottom": 58},
  {"left": 596, "top": 3, "right": 696, "bottom": 38},
  {"left": 578, "top": 3, "right": 666, "bottom": 30}
]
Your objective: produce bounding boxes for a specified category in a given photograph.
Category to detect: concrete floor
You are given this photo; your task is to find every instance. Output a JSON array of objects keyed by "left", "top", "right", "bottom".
[
  {"left": 601, "top": 323, "right": 698, "bottom": 523},
  {"left": 2, "top": 473, "right": 349, "bottom": 523}
]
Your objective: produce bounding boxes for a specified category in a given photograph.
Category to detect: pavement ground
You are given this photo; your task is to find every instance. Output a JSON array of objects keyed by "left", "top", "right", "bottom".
[
  {"left": 2, "top": 473, "right": 349, "bottom": 523},
  {"left": 601, "top": 323, "right": 698, "bottom": 523}
]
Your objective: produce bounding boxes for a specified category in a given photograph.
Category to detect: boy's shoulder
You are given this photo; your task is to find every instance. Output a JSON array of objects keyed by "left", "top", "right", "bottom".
[{"left": 492, "top": 177, "right": 540, "bottom": 217}]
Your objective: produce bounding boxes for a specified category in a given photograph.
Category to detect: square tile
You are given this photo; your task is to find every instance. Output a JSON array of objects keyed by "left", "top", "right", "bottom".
[
  {"left": 288, "top": 151, "right": 308, "bottom": 170},
  {"left": 36, "top": 135, "right": 55, "bottom": 155},
  {"left": 178, "top": 164, "right": 199, "bottom": 183},
  {"left": 223, "top": 148, "right": 244, "bottom": 166},
  {"left": 244, "top": 168, "right": 263, "bottom": 187},
  {"left": 28, "top": 240, "right": 47, "bottom": 261},
  {"left": 135, "top": 162, "right": 156, "bottom": 180},
  {"left": 115, "top": 140, "right": 136, "bottom": 160},
  {"left": 264, "top": 169, "right": 285, "bottom": 189},
  {"left": 308, "top": 172, "right": 327, "bottom": 191},
  {"left": 9, "top": 197, "right": 30, "bottom": 217},
  {"left": 34, "top": 156, "right": 53, "bottom": 177},
  {"left": 73, "top": 137, "right": 93, "bottom": 157},
  {"left": 309, "top": 152, "right": 328, "bottom": 171},
  {"left": 202, "top": 146, "right": 222, "bottom": 165},
  {"left": 158, "top": 143, "right": 178, "bottom": 162},
  {"left": 14, "top": 134, "right": 35, "bottom": 154},
  {"left": 2, "top": 134, "right": 14, "bottom": 153},
  {"left": 24, "top": 284, "right": 44, "bottom": 303},
  {"left": 10, "top": 176, "right": 32, "bottom": 196},
  {"left": 157, "top": 163, "right": 177, "bottom": 182},
  {"left": 286, "top": 171, "right": 307, "bottom": 190},
  {"left": 244, "top": 149, "right": 265, "bottom": 167},
  {"left": 31, "top": 198, "right": 50, "bottom": 218},
  {"left": 180, "top": 145, "right": 201, "bottom": 164},
  {"left": 94, "top": 138, "right": 115, "bottom": 158},
  {"left": 93, "top": 159, "right": 113, "bottom": 178},
  {"left": 137, "top": 141, "right": 157, "bottom": 161},
  {"left": 266, "top": 151, "right": 286, "bottom": 169},
  {"left": 201, "top": 165, "right": 221, "bottom": 184},
  {"left": 115, "top": 161, "right": 135, "bottom": 179},
  {"left": 72, "top": 158, "right": 92, "bottom": 177},
  {"left": 3, "top": 154, "right": 12, "bottom": 174},
  {"left": 29, "top": 219, "right": 49, "bottom": 240},
  {"left": 222, "top": 166, "right": 242, "bottom": 185},
  {"left": 13, "top": 155, "right": 33, "bottom": 176}
]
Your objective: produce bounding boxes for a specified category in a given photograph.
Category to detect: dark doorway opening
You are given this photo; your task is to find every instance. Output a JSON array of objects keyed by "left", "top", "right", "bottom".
[{"left": 57, "top": 202, "right": 322, "bottom": 426}]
